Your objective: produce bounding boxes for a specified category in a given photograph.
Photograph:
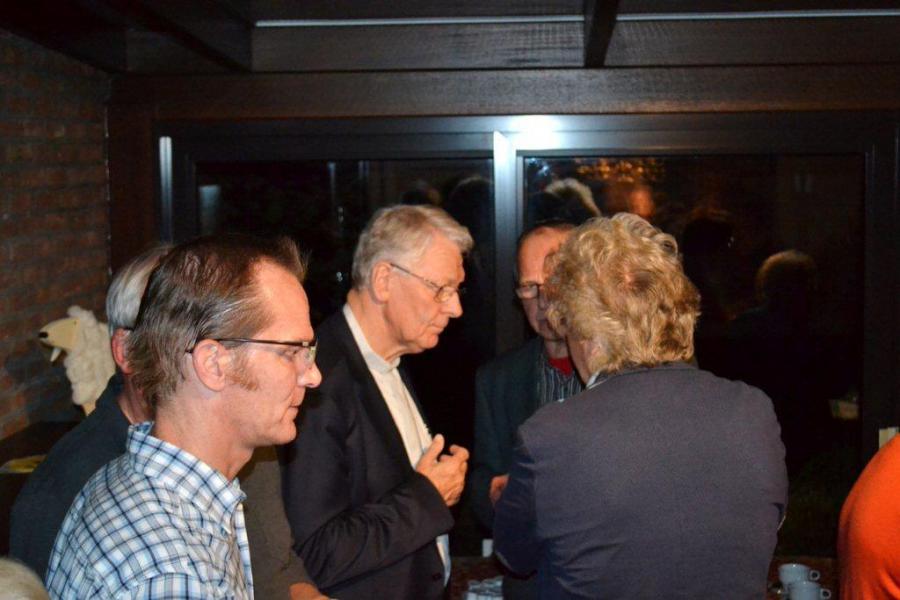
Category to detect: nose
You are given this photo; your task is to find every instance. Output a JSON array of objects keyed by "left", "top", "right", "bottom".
[
  {"left": 537, "top": 283, "right": 550, "bottom": 310},
  {"left": 444, "top": 290, "right": 463, "bottom": 318},
  {"left": 298, "top": 362, "right": 322, "bottom": 388}
]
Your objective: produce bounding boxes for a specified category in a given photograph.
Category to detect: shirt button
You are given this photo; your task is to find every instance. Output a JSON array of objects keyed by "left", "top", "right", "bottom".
[{"left": 431, "top": 572, "right": 443, "bottom": 581}]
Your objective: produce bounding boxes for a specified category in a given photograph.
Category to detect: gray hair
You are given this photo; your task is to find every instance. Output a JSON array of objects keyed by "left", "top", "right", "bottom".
[
  {"left": 352, "top": 204, "right": 473, "bottom": 288},
  {"left": 545, "top": 213, "right": 699, "bottom": 374},
  {"left": 106, "top": 243, "right": 173, "bottom": 334},
  {"left": 545, "top": 178, "right": 600, "bottom": 217},
  {"left": 0, "top": 558, "right": 49, "bottom": 600}
]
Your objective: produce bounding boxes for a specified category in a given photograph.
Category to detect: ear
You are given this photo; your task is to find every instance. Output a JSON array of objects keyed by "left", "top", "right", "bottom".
[
  {"left": 110, "top": 328, "right": 131, "bottom": 373},
  {"left": 370, "top": 261, "right": 394, "bottom": 303},
  {"left": 189, "top": 339, "right": 230, "bottom": 393}
]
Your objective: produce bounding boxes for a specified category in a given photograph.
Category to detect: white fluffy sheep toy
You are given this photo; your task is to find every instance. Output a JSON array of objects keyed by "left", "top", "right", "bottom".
[{"left": 38, "top": 305, "right": 115, "bottom": 415}]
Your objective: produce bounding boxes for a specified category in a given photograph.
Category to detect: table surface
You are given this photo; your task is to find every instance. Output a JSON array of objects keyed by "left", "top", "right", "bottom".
[{"left": 450, "top": 555, "right": 838, "bottom": 599}]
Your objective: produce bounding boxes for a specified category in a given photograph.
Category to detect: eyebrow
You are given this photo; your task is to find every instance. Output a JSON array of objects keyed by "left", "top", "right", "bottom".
[{"left": 432, "top": 273, "right": 464, "bottom": 286}]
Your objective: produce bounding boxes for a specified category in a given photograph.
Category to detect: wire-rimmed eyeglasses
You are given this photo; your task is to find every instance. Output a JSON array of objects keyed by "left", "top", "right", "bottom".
[
  {"left": 187, "top": 337, "right": 317, "bottom": 367},
  {"left": 389, "top": 262, "right": 463, "bottom": 303}
]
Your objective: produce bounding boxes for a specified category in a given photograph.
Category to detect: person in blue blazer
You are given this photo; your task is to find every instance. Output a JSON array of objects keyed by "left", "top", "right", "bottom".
[{"left": 493, "top": 213, "right": 788, "bottom": 600}]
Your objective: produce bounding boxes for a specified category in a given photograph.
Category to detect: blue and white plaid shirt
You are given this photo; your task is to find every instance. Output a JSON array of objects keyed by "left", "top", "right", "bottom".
[{"left": 46, "top": 422, "right": 254, "bottom": 599}]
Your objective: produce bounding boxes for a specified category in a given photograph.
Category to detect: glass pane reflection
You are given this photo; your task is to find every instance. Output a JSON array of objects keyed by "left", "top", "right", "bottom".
[
  {"left": 195, "top": 158, "right": 494, "bottom": 449},
  {"left": 525, "top": 154, "right": 864, "bottom": 555}
]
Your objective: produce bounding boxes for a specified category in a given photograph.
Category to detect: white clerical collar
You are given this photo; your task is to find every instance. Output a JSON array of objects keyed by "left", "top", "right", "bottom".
[{"left": 342, "top": 303, "right": 400, "bottom": 374}]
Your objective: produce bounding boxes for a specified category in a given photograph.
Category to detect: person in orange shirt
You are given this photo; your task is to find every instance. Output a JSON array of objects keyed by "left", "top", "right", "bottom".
[{"left": 839, "top": 435, "right": 900, "bottom": 599}]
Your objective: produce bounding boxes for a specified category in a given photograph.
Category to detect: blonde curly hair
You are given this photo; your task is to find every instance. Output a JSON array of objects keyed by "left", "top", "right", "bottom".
[{"left": 545, "top": 213, "right": 699, "bottom": 374}]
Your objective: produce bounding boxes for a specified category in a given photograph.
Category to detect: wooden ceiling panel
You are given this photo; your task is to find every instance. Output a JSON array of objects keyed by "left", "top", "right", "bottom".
[
  {"left": 126, "top": 30, "right": 228, "bottom": 73},
  {"left": 618, "top": 0, "right": 900, "bottom": 14},
  {"left": 253, "top": 22, "right": 583, "bottom": 72},
  {"left": 245, "top": 0, "right": 582, "bottom": 21},
  {"left": 606, "top": 17, "right": 900, "bottom": 66}
]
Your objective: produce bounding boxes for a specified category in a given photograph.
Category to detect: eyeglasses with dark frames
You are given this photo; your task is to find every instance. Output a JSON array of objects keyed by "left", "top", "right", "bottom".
[
  {"left": 389, "top": 262, "right": 463, "bottom": 304},
  {"left": 187, "top": 337, "right": 317, "bottom": 367}
]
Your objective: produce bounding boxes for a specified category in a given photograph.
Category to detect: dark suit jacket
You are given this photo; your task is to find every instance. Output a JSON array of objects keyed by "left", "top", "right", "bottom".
[
  {"left": 470, "top": 337, "right": 543, "bottom": 531},
  {"left": 240, "top": 446, "right": 315, "bottom": 600},
  {"left": 494, "top": 363, "right": 788, "bottom": 600},
  {"left": 10, "top": 375, "right": 126, "bottom": 578},
  {"left": 282, "top": 310, "right": 453, "bottom": 600}
]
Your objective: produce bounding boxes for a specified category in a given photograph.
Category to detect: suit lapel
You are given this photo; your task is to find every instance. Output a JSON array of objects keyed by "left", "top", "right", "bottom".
[
  {"left": 522, "top": 337, "right": 544, "bottom": 417},
  {"left": 333, "top": 313, "right": 415, "bottom": 472}
]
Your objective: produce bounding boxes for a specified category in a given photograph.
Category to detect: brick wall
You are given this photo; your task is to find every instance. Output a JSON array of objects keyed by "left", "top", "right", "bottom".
[{"left": 0, "top": 31, "right": 111, "bottom": 438}]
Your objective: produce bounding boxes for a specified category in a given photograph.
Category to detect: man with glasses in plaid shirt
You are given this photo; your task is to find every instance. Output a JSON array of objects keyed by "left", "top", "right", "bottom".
[{"left": 45, "top": 234, "right": 322, "bottom": 599}]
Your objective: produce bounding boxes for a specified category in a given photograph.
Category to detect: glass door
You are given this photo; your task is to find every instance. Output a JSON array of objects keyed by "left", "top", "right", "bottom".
[
  {"left": 494, "top": 113, "right": 896, "bottom": 558},
  {"left": 158, "top": 113, "right": 898, "bottom": 557},
  {"left": 162, "top": 125, "right": 497, "bottom": 455}
]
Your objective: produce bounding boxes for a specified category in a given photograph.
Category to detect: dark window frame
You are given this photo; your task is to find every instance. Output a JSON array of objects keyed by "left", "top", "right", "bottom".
[{"left": 157, "top": 113, "right": 898, "bottom": 461}]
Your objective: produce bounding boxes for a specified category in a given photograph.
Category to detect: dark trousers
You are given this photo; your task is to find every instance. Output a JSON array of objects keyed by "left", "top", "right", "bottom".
[{"left": 503, "top": 573, "right": 538, "bottom": 600}]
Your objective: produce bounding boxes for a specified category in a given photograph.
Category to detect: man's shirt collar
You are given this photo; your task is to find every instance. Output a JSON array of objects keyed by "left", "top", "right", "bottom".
[
  {"left": 129, "top": 422, "right": 245, "bottom": 531},
  {"left": 343, "top": 303, "right": 400, "bottom": 374},
  {"left": 586, "top": 371, "right": 605, "bottom": 388}
]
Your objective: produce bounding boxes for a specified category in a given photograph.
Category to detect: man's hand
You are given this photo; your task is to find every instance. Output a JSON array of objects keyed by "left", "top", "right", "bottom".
[
  {"left": 489, "top": 474, "right": 509, "bottom": 506},
  {"left": 289, "top": 582, "right": 329, "bottom": 600},
  {"left": 415, "top": 434, "right": 469, "bottom": 507}
]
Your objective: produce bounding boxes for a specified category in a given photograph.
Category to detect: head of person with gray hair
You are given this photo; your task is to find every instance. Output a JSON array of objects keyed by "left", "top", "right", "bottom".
[
  {"left": 106, "top": 244, "right": 173, "bottom": 334},
  {"left": 347, "top": 204, "right": 473, "bottom": 360},
  {"left": 106, "top": 243, "right": 172, "bottom": 422},
  {"left": 545, "top": 212, "right": 699, "bottom": 380},
  {"left": 535, "top": 178, "right": 601, "bottom": 225},
  {"left": 352, "top": 204, "right": 473, "bottom": 289},
  {"left": 7, "top": 245, "right": 173, "bottom": 584},
  {"left": 0, "top": 558, "right": 49, "bottom": 600}
]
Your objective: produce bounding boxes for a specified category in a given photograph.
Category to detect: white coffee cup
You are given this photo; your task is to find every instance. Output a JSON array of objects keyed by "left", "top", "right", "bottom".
[
  {"left": 788, "top": 579, "right": 832, "bottom": 600},
  {"left": 779, "top": 562, "right": 821, "bottom": 587}
]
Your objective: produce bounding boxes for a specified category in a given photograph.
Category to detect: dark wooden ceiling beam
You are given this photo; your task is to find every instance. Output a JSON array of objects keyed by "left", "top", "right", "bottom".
[
  {"left": 104, "top": 0, "right": 252, "bottom": 71},
  {"left": 126, "top": 30, "right": 228, "bottom": 74},
  {"left": 584, "top": 1, "right": 619, "bottom": 67},
  {"left": 111, "top": 65, "right": 900, "bottom": 118},
  {"left": 0, "top": 0, "right": 127, "bottom": 72},
  {"left": 7, "top": 0, "right": 899, "bottom": 75}
]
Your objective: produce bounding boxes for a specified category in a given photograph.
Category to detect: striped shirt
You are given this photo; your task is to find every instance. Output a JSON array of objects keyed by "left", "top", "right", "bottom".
[
  {"left": 537, "top": 347, "right": 584, "bottom": 407},
  {"left": 46, "top": 422, "right": 254, "bottom": 599}
]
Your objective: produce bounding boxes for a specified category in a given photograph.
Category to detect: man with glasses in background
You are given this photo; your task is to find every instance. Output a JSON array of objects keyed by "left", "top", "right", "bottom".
[
  {"left": 45, "top": 235, "right": 322, "bottom": 599},
  {"left": 470, "top": 222, "right": 582, "bottom": 600},
  {"left": 282, "top": 205, "right": 472, "bottom": 600}
]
